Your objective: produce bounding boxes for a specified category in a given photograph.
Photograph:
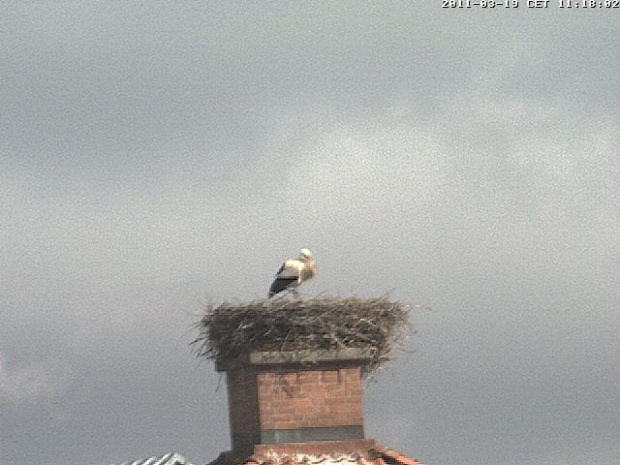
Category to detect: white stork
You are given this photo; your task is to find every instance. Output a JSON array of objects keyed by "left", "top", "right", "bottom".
[{"left": 268, "top": 248, "right": 316, "bottom": 298}]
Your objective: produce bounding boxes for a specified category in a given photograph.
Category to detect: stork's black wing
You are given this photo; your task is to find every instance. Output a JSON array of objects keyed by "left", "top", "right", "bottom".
[{"left": 268, "top": 262, "right": 300, "bottom": 298}]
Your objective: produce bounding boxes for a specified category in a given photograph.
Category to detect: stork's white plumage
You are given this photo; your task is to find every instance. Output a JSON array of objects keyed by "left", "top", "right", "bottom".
[{"left": 268, "top": 248, "right": 316, "bottom": 298}]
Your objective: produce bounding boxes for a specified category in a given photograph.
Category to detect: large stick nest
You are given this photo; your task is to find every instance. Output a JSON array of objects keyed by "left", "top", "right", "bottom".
[{"left": 191, "top": 297, "right": 410, "bottom": 373}]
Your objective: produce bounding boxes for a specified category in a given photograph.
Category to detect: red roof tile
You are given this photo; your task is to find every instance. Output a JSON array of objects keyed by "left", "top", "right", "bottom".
[
  {"left": 374, "top": 449, "right": 424, "bottom": 465},
  {"left": 207, "top": 442, "right": 424, "bottom": 465}
]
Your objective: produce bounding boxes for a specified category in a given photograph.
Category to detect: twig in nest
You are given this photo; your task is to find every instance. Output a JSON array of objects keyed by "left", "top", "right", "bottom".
[{"left": 191, "top": 296, "right": 411, "bottom": 373}]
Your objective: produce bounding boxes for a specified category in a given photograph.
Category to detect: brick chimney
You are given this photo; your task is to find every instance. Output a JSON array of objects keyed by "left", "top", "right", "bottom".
[
  {"left": 216, "top": 348, "right": 372, "bottom": 451},
  {"left": 197, "top": 297, "right": 410, "bottom": 462}
]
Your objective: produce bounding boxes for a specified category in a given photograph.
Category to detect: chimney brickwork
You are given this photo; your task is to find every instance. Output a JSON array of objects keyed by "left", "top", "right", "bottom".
[
  {"left": 227, "top": 370, "right": 261, "bottom": 448},
  {"left": 219, "top": 350, "right": 370, "bottom": 451},
  {"left": 258, "top": 367, "right": 363, "bottom": 429}
]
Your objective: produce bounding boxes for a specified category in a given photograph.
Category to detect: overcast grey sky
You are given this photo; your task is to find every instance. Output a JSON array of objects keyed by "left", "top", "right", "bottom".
[{"left": 1, "top": 2, "right": 619, "bottom": 465}]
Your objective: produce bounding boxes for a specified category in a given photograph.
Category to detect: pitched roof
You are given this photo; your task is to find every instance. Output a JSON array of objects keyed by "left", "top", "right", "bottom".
[
  {"left": 111, "top": 452, "right": 193, "bottom": 465},
  {"left": 241, "top": 449, "right": 423, "bottom": 465},
  {"left": 208, "top": 441, "right": 424, "bottom": 465},
  {"left": 244, "top": 452, "right": 368, "bottom": 465},
  {"left": 372, "top": 449, "right": 425, "bottom": 465}
]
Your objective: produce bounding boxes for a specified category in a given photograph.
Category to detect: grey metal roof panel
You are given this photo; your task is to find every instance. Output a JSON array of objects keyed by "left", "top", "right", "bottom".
[{"left": 111, "top": 452, "right": 193, "bottom": 465}]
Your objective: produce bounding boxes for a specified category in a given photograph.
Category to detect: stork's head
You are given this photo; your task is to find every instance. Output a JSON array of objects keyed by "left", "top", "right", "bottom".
[{"left": 299, "top": 248, "right": 313, "bottom": 260}]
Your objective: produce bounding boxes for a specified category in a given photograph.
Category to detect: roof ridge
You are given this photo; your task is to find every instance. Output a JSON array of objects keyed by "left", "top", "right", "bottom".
[
  {"left": 246, "top": 452, "right": 367, "bottom": 464},
  {"left": 111, "top": 452, "right": 192, "bottom": 465},
  {"left": 241, "top": 448, "right": 424, "bottom": 465},
  {"left": 210, "top": 441, "right": 425, "bottom": 465},
  {"left": 372, "top": 449, "right": 425, "bottom": 465}
]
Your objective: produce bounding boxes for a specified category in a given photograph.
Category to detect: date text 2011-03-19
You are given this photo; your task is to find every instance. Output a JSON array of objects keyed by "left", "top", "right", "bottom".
[
  {"left": 442, "top": 0, "right": 620, "bottom": 7},
  {"left": 442, "top": 0, "right": 519, "bottom": 7}
]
